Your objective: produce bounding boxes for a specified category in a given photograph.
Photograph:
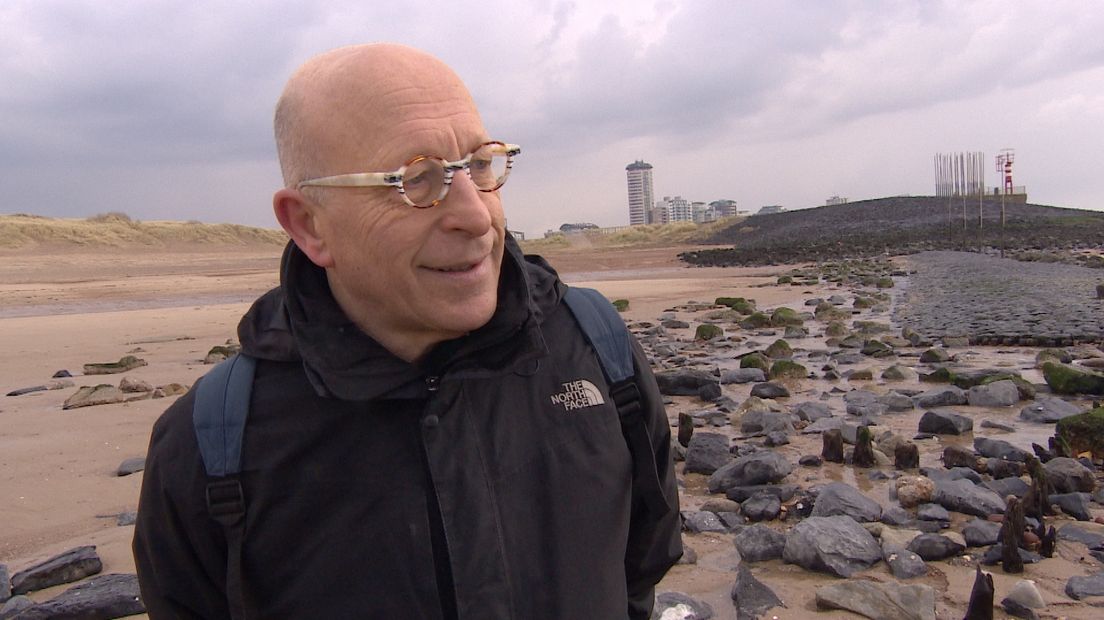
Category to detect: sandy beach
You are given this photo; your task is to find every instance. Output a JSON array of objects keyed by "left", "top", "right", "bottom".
[{"left": 2, "top": 241, "right": 1102, "bottom": 618}]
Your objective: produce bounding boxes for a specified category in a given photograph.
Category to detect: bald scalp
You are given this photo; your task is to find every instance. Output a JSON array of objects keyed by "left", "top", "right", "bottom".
[{"left": 273, "top": 44, "right": 477, "bottom": 187}]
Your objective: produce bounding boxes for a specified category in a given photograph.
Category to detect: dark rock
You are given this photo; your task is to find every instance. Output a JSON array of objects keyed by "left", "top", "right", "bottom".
[
  {"left": 750, "top": 382, "right": 789, "bottom": 399},
  {"left": 654, "top": 592, "right": 714, "bottom": 620},
  {"left": 689, "top": 378, "right": 719, "bottom": 401},
  {"left": 1057, "top": 524, "right": 1104, "bottom": 547},
  {"left": 983, "top": 477, "right": 1029, "bottom": 499},
  {"left": 815, "top": 580, "right": 935, "bottom": 620},
  {"left": 738, "top": 410, "right": 793, "bottom": 435},
  {"left": 115, "top": 456, "right": 146, "bottom": 477},
  {"left": 742, "top": 492, "right": 781, "bottom": 522},
  {"left": 685, "top": 433, "right": 731, "bottom": 475},
  {"left": 964, "top": 519, "right": 1002, "bottom": 547},
  {"left": 942, "top": 445, "right": 980, "bottom": 470},
  {"left": 932, "top": 478, "right": 1006, "bottom": 518},
  {"left": 1042, "top": 362, "right": 1104, "bottom": 395},
  {"left": 915, "top": 386, "right": 967, "bottom": 408},
  {"left": 811, "top": 482, "right": 882, "bottom": 523},
  {"left": 799, "top": 454, "right": 823, "bottom": 467},
  {"left": 1044, "top": 457, "right": 1096, "bottom": 494},
  {"left": 1, "top": 596, "right": 35, "bottom": 618},
  {"left": 0, "top": 564, "right": 9, "bottom": 602},
  {"left": 924, "top": 466, "right": 983, "bottom": 483},
  {"left": 878, "top": 391, "right": 915, "bottom": 412},
  {"left": 791, "top": 401, "right": 831, "bottom": 422},
  {"left": 10, "top": 546, "right": 103, "bottom": 595},
  {"left": 967, "top": 380, "right": 1020, "bottom": 407},
  {"left": 764, "top": 431, "right": 789, "bottom": 447},
  {"left": 721, "top": 368, "right": 765, "bottom": 384},
  {"left": 986, "top": 458, "right": 1025, "bottom": 479},
  {"left": 906, "top": 533, "right": 964, "bottom": 561},
  {"left": 881, "top": 506, "right": 912, "bottom": 527},
  {"left": 1020, "top": 396, "right": 1083, "bottom": 423},
  {"left": 883, "top": 544, "right": 929, "bottom": 579},
  {"left": 707, "top": 451, "right": 793, "bottom": 493},
  {"left": 734, "top": 524, "right": 786, "bottom": 562},
  {"left": 981, "top": 419, "right": 1017, "bottom": 432},
  {"left": 116, "top": 511, "right": 137, "bottom": 527},
  {"left": 1066, "top": 572, "right": 1104, "bottom": 600},
  {"left": 920, "top": 348, "right": 951, "bottom": 363},
  {"left": 11, "top": 573, "right": 144, "bottom": 620},
  {"left": 918, "top": 409, "right": 973, "bottom": 435},
  {"left": 782, "top": 515, "right": 882, "bottom": 577},
  {"left": 730, "top": 563, "right": 783, "bottom": 619},
  {"left": 979, "top": 545, "right": 1041, "bottom": 566},
  {"left": 725, "top": 484, "right": 798, "bottom": 503},
  {"left": 974, "top": 437, "right": 1031, "bottom": 462},
  {"left": 1051, "top": 493, "right": 1093, "bottom": 521},
  {"left": 52, "top": 370, "right": 72, "bottom": 378},
  {"left": 656, "top": 369, "right": 720, "bottom": 396},
  {"left": 683, "top": 511, "right": 728, "bottom": 534},
  {"left": 916, "top": 503, "right": 950, "bottom": 522}
]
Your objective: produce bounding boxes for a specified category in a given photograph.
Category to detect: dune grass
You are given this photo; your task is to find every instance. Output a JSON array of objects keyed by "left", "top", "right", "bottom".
[{"left": 0, "top": 213, "right": 288, "bottom": 250}]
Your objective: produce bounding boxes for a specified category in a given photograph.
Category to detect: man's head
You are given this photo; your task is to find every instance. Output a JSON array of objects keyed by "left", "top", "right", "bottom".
[{"left": 272, "top": 44, "right": 507, "bottom": 362}]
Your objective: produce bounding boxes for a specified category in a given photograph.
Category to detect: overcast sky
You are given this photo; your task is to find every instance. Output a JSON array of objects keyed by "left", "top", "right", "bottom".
[{"left": 3, "top": 0, "right": 1103, "bottom": 237}]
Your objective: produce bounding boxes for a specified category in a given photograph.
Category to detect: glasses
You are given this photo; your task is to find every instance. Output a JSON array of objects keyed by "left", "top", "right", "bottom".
[{"left": 296, "top": 141, "right": 521, "bottom": 208}]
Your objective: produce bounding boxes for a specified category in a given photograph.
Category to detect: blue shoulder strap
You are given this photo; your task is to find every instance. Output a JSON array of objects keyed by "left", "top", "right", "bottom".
[
  {"left": 563, "top": 287, "right": 671, "bottom": 517},
  {"left": 562, "top": 287, "right": 633, "bottom": 383},
  {"left": 193, "top": 353, "right": 256, "bottom": 478},
  {"left": 191, "top": 352, "right": 255, "bottom": 620}
]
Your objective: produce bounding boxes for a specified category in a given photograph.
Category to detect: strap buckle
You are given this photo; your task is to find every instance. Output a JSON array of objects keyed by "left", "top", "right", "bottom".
[{"left": 206, "top": 478, "right": 245, "bottom": 518}]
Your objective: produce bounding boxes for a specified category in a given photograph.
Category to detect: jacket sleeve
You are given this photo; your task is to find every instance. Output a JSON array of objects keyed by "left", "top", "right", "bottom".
[
  {"left": 624, "top": 338, "right": 683, "bottom": 620},
  {"left": 133, "top": 390, "right": 233, "bottom": 619}
]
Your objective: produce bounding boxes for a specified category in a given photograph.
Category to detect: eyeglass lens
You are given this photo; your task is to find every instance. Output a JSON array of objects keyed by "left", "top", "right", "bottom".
[{"left": 402, "top": 143, "right": 510, "bottom": 207}]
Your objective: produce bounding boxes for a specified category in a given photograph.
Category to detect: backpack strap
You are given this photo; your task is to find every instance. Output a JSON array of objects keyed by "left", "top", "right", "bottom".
[
  {"left": 193, "top": 353, "right": 256, "bottom": 620},
  {"left": 563, "top": 287, "right": 671, "bottom": 518}
]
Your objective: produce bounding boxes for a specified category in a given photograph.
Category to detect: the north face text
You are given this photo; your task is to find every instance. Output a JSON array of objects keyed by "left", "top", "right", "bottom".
[{"left": 550, "top": 379, "right": 605, "bottom": 411}]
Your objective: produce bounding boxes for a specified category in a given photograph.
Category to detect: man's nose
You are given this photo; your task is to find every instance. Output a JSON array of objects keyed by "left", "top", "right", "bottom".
[{"left": 438, "top": 170, "right": 494, "bottom": 235}]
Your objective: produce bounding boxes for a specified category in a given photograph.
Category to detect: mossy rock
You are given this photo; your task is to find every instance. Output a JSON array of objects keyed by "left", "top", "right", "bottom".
[
  {"left": 1056, "top": 406, "right": 1104, "bottom": 459},
  {"left": 777, "top": 275, "right": 793, "bottom": 284},
  {"left": 875, "top": 277, "right": 894, "bottom": 289},
  {"left": 695, "top": 324, "right": 724, "bottom": 341},
  {"left": 825, "top": 321, "right": 850, "bottom": 338},
  {"left": 920, "top": 367, "right": 955, "bottom": 383},
  {"left": 847, "top": 368, "right": 875, "bottom": 381},
  {"left": 739, "top": 312, "right": 772, "bottom": 329},
  {"left": 1042, "top": 362, "right": 1104, "bottom": 395},
  {"left": 764, "top": 339, "right": 793, "bottom": 359},
  {"left": 770, "top": 307, "right": 803, "bottom": 327},
  {"left": 612, "top": 299, "right": 630, "bottom": 312},
  {"left": 770, "top": 360, "right": 807, "bottom": 380},
  {"left": 853, "top": 321, "right": 891, "bottom": 334},
  {"left": 853, "top": 297, "right": 876, "bottom": 309},
  {"left": 815, "top": 303, "right": 851, "bottom": 322},
  {"left": 702, "top": 309, "right": 742, "bottom": 322},
  {"left": 1035, "top": 348, "right": 1072, "bottom": 368},
  {"left": 715, "top": 297, "right": 756, "bottom": 314},
  {"left": 740, "top": 351, "right": 770, "bottom": 371}
]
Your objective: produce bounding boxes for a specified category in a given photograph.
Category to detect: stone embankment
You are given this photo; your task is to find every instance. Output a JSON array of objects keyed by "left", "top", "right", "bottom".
[{"left": 896, "top": 251, "right": 1104, "bottom": 346}]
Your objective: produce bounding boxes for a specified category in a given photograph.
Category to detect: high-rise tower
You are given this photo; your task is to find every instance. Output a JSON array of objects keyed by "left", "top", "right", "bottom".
[{"left": 625, "top": 160, "right": 654, "bottom": 226}]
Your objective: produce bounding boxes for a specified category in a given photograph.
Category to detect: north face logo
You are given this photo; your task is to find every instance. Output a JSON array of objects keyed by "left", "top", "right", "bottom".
[{"left": 550, "top": 379, "right": 605, "bottom": 411}]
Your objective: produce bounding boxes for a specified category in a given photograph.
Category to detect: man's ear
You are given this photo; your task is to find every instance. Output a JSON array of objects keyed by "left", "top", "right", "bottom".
[{"left": 273, "top": 188, "right": 334, "bottom": 268}]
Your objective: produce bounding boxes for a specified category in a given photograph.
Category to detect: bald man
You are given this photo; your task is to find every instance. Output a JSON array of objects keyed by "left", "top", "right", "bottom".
[{"left": 133, "top": 44, "right": 681, "bottom": 619}]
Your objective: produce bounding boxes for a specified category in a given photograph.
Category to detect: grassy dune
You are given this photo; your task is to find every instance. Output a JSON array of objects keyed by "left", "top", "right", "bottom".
[
  {"left": 519, "top": 218, "right": 739, "bottom": 253},
  {"left": 0, "top": 213, "right": 288, "bottom": 250}
]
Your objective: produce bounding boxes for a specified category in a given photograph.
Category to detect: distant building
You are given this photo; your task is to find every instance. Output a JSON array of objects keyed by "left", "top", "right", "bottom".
[
  {"left": 825, "top": 195, "right": 848, "bottom": 206},
  {"left": 646, "top": 205, "right": 668, "bottom": 225},
  {"left": 625, "top": 160, "right": 655, "bottom": 226},
  {"left": 658, "top": 195, "right": 693, "bottom": 223},
  {"left": 709, "top": 199, "right": 739, "bottom": 218},
  {"left": 757, "top": 205, "right": 786, "bottom": 215},
  {"left": 559, "top": 222, "right": 599, "bottom": 234}
]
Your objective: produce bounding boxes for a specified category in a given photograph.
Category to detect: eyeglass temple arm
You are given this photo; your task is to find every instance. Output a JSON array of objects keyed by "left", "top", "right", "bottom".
[{"left": 296, "top": 172, "right": 399, "bottom": 189}]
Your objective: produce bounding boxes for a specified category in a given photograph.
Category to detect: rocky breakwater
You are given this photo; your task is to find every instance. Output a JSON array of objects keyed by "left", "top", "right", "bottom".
[
  {"left": 895, "top": 250, "right": 1104, "bottom": 346},
  {"left": 633, "top": 259, "right": 1104, "bottom": 619}
]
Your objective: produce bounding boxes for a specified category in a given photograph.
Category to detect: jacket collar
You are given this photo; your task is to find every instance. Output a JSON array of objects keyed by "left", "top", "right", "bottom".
[{"left": 238, "top": 235, "right": 558, "bottom": 401}]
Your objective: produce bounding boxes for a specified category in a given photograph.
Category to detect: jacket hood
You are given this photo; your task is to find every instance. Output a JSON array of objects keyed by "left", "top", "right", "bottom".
[{"left": 237, "top": 235, "right": 562, "bottom": 400}]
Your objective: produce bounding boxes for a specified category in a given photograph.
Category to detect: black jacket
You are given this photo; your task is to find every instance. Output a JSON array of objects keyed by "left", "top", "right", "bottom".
[{"left": 133, "top": 237, "right": 682, "bottom": 619}]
